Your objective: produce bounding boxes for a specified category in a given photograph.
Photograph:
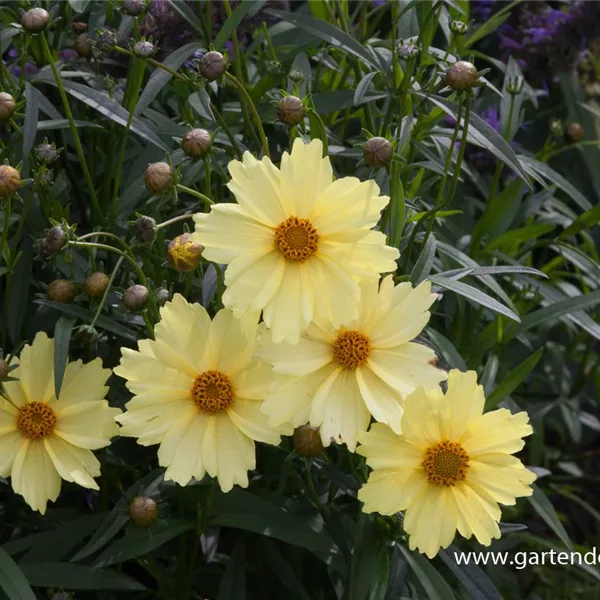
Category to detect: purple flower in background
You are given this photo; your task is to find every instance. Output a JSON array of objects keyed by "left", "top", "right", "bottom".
[
  {"left": 372, "top": 0, "right": 387, "bottom": 7},
  {"left": 11, "top": 62, "right": 38, "bottom": 77},
  {"left": 59, "top": 48, "right": 78, "bottom": 62},
  {"left": 472, "top": 0, "right": 495, "bottom": 23}
]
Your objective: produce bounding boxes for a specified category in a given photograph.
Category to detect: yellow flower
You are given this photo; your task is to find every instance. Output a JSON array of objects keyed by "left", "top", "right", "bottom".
[
  {"left": 0, "top": 332, "right": 120, "bottom": 514},
  {"left": 192, "top": 138, "right": 399, "bottom": 344},
  {"left": 257, "top": 276, "right": 446, "bottom": 450},
  {"left": 357, "top": 370, "right": 536, "bottom": 558},
  {"left": 114, "top": 294, "right": 289, "bottom": 492}
]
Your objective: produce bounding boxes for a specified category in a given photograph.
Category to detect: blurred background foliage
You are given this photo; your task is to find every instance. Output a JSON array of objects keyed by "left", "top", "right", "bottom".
[{"left": 0, "top": 0, "right": 600, "bottom": 598}]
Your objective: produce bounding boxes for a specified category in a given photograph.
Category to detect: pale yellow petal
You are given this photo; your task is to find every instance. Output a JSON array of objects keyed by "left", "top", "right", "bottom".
[
  {"left": 2, "top": 379, "right": 28, "bottom": 408},
  {"left": 156, "top": 406, "right": 197, "bottom": 469},
  {"left": 228, "top": 398, "right": 287, "bottom": 444},
  {"left": 355, "top": 367, "right": 405, "bottom": 434},
  {"left": 11, "top": 440, "right": 61, "bottom": 514},
  {"left": 400, "top": 387, "right": 445, "bottom": 448},
  {"left": 163, "top": 411, "right": 207, "bottom": 486},
  {"left": 193, "top": 203, "right": 274, "bottom": 264},
  {"left": 206, "top": 308, "right": 254, "bottom": 377},
  {"left": 0, "top": 399, "right": 17, "bottom": 435},
  {"left": 444, "top": 370, "right": 485, "bottom": 440},
  {"left": 359, "top": 469, "right": 427, "bottom": 516},
  {"left": 213, "top": 414, "right": 255, "bottom": 492},
  {"left": 49, "top": 358, "right": 110, "bottom": 412},
  {"left": 462, "top": 408, "right": 533, "bottom": 455},
  {"left": 14, "top": 332, "right": 54, "bottom": 404},
  {"left": 227, "top": 151, "right": 288, "bottom": 226},
  {"left": 54, "top": 402, "right": 120, "bottom": 449},
  {"left": 44, "top": 435, "right": 99, "bottom": 489},
  {"left": 280, "top": 138, "right": 332, "bottom": 218},
  {"left": 453, "top": 483, "right": 501, "bottom": 546},
  {"left": 0, "top": 431, "right": 25, "bottom": 477},
  {"left": 309, "top": 368, "right": 370, "bottom": 451},
  {"left": 356, "top": 422, "right": 422, "bottom": 470},
  {"left": 334, "top": 230, "right": 399, "bottom": 279},
  {"left": 367, "top": 344, "right": 447, "bottom": 397},
  {"left": 467, "top": 456, "right": 536, "bottom": 504},
  {"left": 230, "top": 360, "right": 273, "bottom": 400}
]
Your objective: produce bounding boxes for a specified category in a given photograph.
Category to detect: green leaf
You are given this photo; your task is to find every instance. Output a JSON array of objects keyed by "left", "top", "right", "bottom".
[
  {"left": 499, "top": 57, "right": 526, "bottom": 139},
  {"left": 259, "top": 539, "right": 313, "bottom": 600},
  {"left": 94, "top": 519, "right": 194, "bottom": 568},
  {"left": 68, "top": 0, "right": 92, "bottom": 12},
  {"left": 527, "top": 486, "right": 572, "bottom": 550},
  {"left": 38, "top": 119, "right": 104, "bottom": 130},
  {"left": 354, "top": 71, "right": 378, "bottom": 106},
  {"left": 167, "top": 0, "right": 204, "bottom": 35},
  {"left": 35, "top": 77, "right": 168, "bottom": 151},
  {"left": 410, "top": 233, "right": 436, "bottom": 285},
  {"left": 215, "top": 0, "right": 265, "bottom": 49},
  {"left": 8, "top": 243, "right": 33, "bottom": 344},
  {"left": 22, "top": 83, "right": 39, "bottom": 159},
  {"left": 429, "top": 275, "right": 521, "bottom": 322},
  {"left": 217, "top": 539, "right": 247, "bottom": 600},
  {"left": 485, "top": 349, "right": 544, "bottom": 408},
  {"left": 18, "top": 563, "right": 144, "bottom": 591},
  {"left": 53, "top": 316, "right": 75, "bottom": 400},
  {"left": 517, "top": 289, "right": 600, "bottom": 336},
  {"left": 0, "top": 548, "right": 36, "bottom": 600},
  {"left": 485, "top": 224, "right": 556, "bottom": 252},
  {"left": 189, "top": 89, "right": 214, "bottom": 121},
  {"left": 425, "top": 328, "right": 467, "bottom": 371},
  {"left": 268, "top": 10, "right": 382, "bottom": 71},
  {"left": 518, "top": 155, "right": 592, "bottom": 211},
  {"left": 72, "top": 470, "right": 166, "bottom": 562},
  {"left": 438, "top": 547, "right": 502, "bottom": 600},
  {"left": 35, "top": 299, "right": 137, "bottom": 342},
  {"left": 135, "top": 42, "right": 204, "bottom": 116},
  {"left": 349, "top": 516, "right": 389, "bottom": 600},
  {"left": 418, "top": 94, "right": 531, "bottom": 185},
  {"left": 560, "top": 203, "right": 600, "bottom": 238},
  {"left": 399, "top": 545, "right": 457, "bottom": 600}
]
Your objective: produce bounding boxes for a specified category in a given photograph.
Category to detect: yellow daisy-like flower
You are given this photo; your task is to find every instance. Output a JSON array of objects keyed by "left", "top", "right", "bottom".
[
  {"left": 257, "top": 276, "right": 446, "bottom": 450},
  {"left": 192, "top": 138, "right": 399, "bottom": 344},
  {"left": 114, "top": 294, "right": 289, "bottom": 492},
  {"left": 0, "top": 332, "right": 120, "bottom": 514},
  {"left": 357, "top": 370, "right": 536, "bottom": 558}
]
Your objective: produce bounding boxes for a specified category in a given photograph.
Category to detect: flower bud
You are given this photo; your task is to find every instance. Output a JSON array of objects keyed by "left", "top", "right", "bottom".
[
  {"left": 445, "top": 61, "right": 479, "bottom": 91},
  {"left": 288, "top": 68, "right": 304, "bottom": 82},
  {"left": 397, "top": 42, "right": 418, "bottom": 60},
  {"left": 156, "top": 287, "right": 170, "bottom": 305},
  {"left": 363, "top": 137, "right": 393, "bottom": 167},
  {"left": 0, "top": 358, "right": 9, "bottom": 382},
  {"left": 40, "top": 170, "right": 54, "bottom": 186},
  {"left": 550, "top": 119, "right": 564, "bottom": 136},
  {"left": 122, "top": 284, "right": 149, "bottom": 310},
  {"left": 167, "top": 233, "right": 204, "bottom": 272},
  {"left": 72, "top": 21, "right": 88, "bottom": 34},
  {"left": 21, "top": 8, "right": 50, "bottom": 33},
  {"left": 277, "top": 95, "right": 305, "bottom": 126},
  {"left": 96, "top": 28, "right": 117, "bottom": 53},
  {"left": 506, "top": 76, "right": 525, "bottom": 95},
  {"left": 293, "top": 424, "right": 324, "bottom": 457},
  {"left": 567, "top": 122, "right": 584, "bottom": 143},
  {"left": 198, "top": 50, "right": 227, "bottom": 81},
  {"left": 41, "top": 226, "right": 68, "bottom": 258},
  {"left": 144, "top": 162, "right": 174, "bottom": 195},
  {"left": 450, "top": 21, "right": 469, "bottom": 35},
  {"left": 35, "top": 142, "right": 60, "bottom": 164},
  {"left": 133, "top": 215, "right": 157, "bottom": 243},
  {"left": 47, "top": 279, "right": 76, "bottom": 303},
  {"left": 129, "top": 495, "right": 159, "bottom": 526},
  {"left": 133, "top": 40, "right": 156, "bottom": 58},
  {"left": 77, "top": 324, "right": 99, "bottom": 346},
  {"left": 0, "top": 165, "right": 21, "bottom": 197},
  {"left": 266, "top": 61, "right": 284, "bottom": 76},
  {"left": 182, "top": 128, "right": 212, "bottom": 158},
  {"left": 84, "top": 272, "right": 110, "bottom": 298},
  {"left": 123, "top": 0, "right": 147, "bottom": 16},
  {"left": 74, "top": 33, "right": 92, "bottom": 58},
  {"left": 0, "top": 93, "right": 16, "bottom": 121}
]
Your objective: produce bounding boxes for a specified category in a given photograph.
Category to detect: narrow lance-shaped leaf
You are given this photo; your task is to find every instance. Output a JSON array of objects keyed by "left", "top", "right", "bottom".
[
  {"left": 0, "top": 547, "right": 36, "bottom": 600},
  {"left": 53, "top": 317, "right": 76, "bottom": 399},
  {"left": 527, "top": 485, "right": 573, "bottom": 550}
]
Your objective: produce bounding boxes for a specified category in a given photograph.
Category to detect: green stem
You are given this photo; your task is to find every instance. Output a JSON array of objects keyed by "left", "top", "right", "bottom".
[
  {"left": 40, "top": 33, "right": 102, "bottom": 221},
  {"left": 156, "top": 213, "right": 195, "bottom": 230},
  {"left": 446, "top": 94, "right": 472, "bottom": 207},
  {"left": 224, "top": 71, "right": 271, "bottom": 159},
  {"left": 76, "top": 231, "right": 134, "bottom": 253},
  {"left": 1, "top": 195, "right": 12, "bottom": 265},
  {"left": 211, "top": 103, "right": 243, "bottom": 159},
  {"left": 175, "top": 184, "right": 214, "bottom": 206}
]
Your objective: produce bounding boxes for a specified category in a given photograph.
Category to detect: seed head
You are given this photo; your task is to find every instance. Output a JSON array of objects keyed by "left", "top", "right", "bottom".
[
  {"left": 84, "top": 272, "right": 110, "bottom": 298},
  {"left": 167, "top": 233, "right": 204, "bottom": 272},
  {"left": 74, "top": 33, "right": 92, "bottom": 58},
  {"left": 122, "top": 284, "right": 150, "bottom": 310},
  {"left": 397, "top": 42, "right": 419, "bottom": 60},
  {"left": 445, "top": 61, "right": 479, "bottom": 91},
  {"left": 293, "top": 425, "right": 324, "bottom": 457},
  {"left": 133, "top": 40, "right": 156, "bottom": 58},
  {"left": 0, "top": 165, "right": 21, "bottom": 197},
  {"left": 144, "top": 162, "right": 173, "bottom": 195},
  {"left": 47, "top": 279, "right": 76, "bottom": 303},
  {"left": 182, "top": 128, "right": 212, "bottom": 158},
  {"left": 129, "top": 495, "right": 159, "bottom": 526},
  {"left": 198, "top": 51, "right": 227, "bottom": 81},
  {"left": 277, "top": 95, "right": 305, "bottom": 126},
  {"left": 363, "top": 137, "right": 393, "bottom": 168},
  {"left": 96, "top": 28, "right": 118, "bottom": 53},
  {"left": 21, "top": 8, "right": 50, "bottom": 33},
  {"left": 35, "top": 142, "right": 60, "bottom": 164},
  {"left": 39, "top": 225, "right": 68, "bottom": 259},
  {"left": 123, "top": 0, "right": 147, "bottom": 16},
  {"left": 0, "top": 93, "right": 16, "bottom": 121}
]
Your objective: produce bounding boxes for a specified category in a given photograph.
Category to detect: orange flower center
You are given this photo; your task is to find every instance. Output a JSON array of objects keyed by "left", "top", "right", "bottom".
[
  {"left": 191, "top": 370, "right": 234, "bottom": 414},
  {"left": 274, "top": 216, "right": 318, "bottom": 262},
  {"left": 422, "top": 440, "right": 469, "bottom": 486},
  {"left": 332, "top": 330, "right": 371, "bottom": 370},
  {"left": 17, "top": 402, "right": 57, "bottom": 440}
]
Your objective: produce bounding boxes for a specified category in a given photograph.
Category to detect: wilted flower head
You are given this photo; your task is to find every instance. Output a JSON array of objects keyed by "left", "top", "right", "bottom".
[{"left": 167, "top": 233, "right": 204, "bottom": 271}]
